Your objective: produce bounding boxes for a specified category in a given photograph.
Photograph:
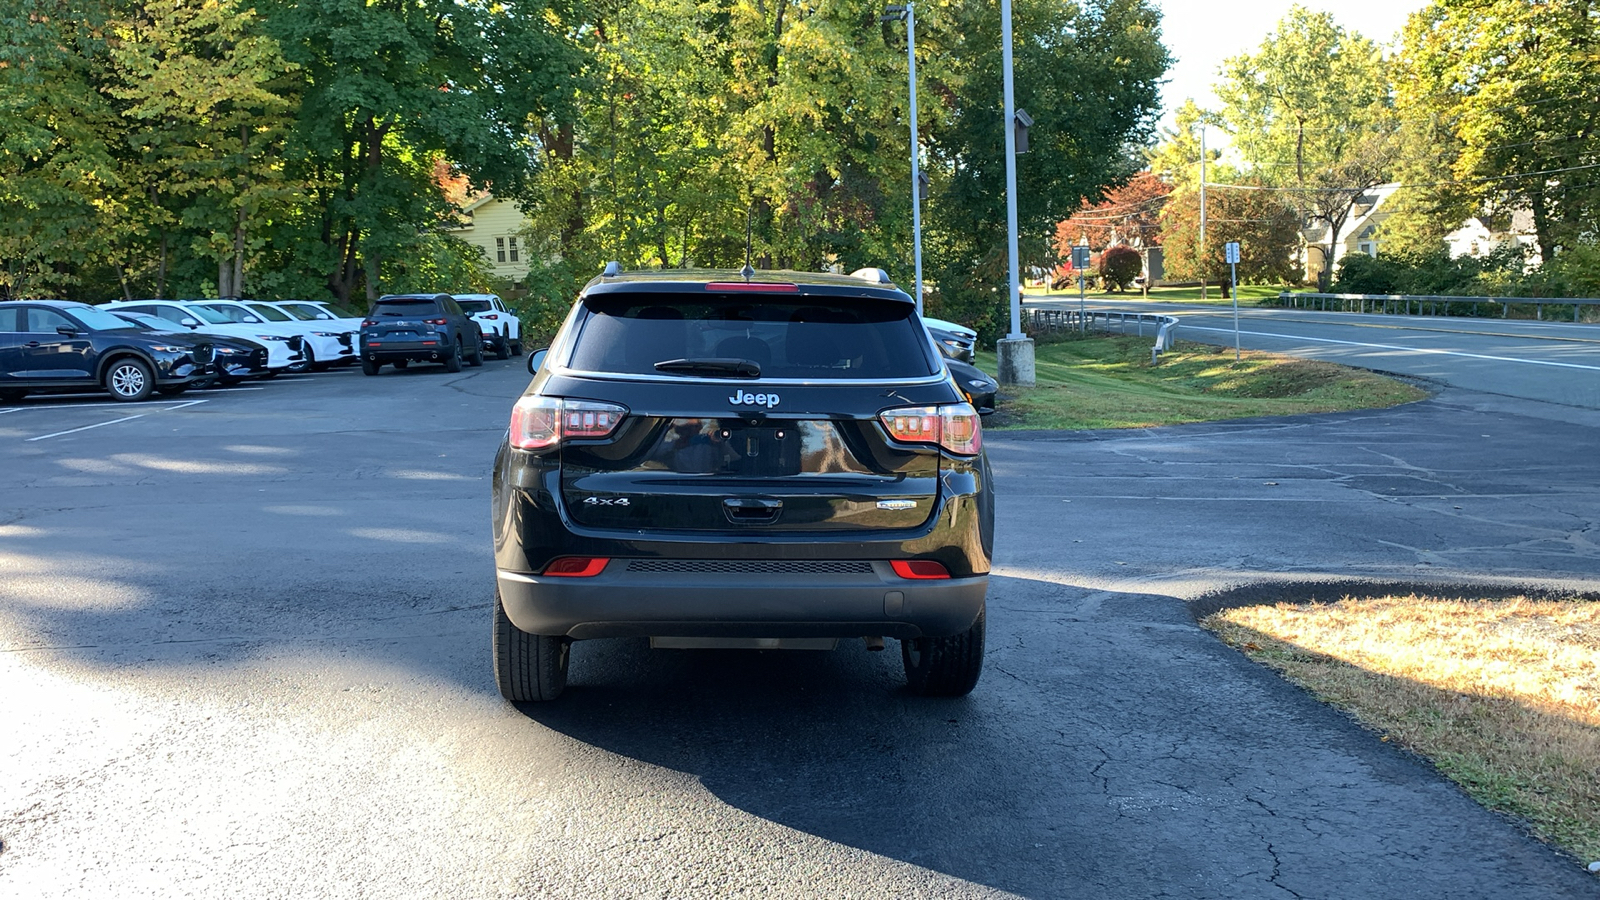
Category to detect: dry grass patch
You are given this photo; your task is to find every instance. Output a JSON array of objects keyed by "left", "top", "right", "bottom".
[{"left": 1204, "top": 595, "right": 1600, "bottom": 867}]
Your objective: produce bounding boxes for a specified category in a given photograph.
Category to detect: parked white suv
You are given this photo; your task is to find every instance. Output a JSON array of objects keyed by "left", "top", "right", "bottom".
[{"left": 451, "top": 293, "right": 522, "bottom": 359}]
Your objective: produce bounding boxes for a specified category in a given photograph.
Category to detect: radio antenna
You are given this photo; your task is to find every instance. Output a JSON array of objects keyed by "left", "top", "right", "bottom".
[{"left": 741, "top": 206, "right": 756, "bottom": 281}]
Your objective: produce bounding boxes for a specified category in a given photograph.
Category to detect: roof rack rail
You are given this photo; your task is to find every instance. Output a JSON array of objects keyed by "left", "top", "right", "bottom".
[
  {"left": 849, "top": 267, "right": 891, "bottom": 285},
  {"left": 602, "top": 261, "right": 623, "bottom": 277}
]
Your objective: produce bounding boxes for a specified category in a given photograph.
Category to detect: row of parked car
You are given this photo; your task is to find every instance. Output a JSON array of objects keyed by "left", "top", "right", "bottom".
[{"left": 0, "top": 294, "right": 526, "bottom": 403}]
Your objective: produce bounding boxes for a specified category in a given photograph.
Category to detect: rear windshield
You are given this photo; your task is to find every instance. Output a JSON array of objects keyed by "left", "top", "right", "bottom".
[
  {"left": 566, "top": 294, "right": 937, "bottom": 380},
  {"left": 372, "top": 299, "right": 442, "bottom": 317},
  {"left": 455, "top": 299, "right": 492, "bottom": 313}
]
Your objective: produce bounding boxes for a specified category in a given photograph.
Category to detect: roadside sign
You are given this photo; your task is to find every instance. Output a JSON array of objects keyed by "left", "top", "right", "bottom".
[
  {"left": 1071, "top": 246, "right": 1091, "bottom": 270},
  {"left": 1225, "top": 241, "right": 1241, "bottom": 264}
]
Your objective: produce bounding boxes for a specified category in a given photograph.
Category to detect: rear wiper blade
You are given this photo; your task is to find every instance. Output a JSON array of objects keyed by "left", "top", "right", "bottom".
[{"left": 653, "top": 357, "right": 761, "bottom": 378}]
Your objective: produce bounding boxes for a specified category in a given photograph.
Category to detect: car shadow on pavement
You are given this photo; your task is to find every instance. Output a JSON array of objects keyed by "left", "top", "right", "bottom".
[{"left": 507, "top": 574, "right": 1600, "bottom": 899}]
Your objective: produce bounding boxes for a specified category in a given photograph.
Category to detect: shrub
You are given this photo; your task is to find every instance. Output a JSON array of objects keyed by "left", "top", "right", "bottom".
[{"left": 1098, "top": 245, "right": 1143, "bottom": 292}]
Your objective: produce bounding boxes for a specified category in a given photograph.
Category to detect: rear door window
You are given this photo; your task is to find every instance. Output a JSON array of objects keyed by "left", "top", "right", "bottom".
[
  {"left": 566, "top": 295, "right": 937, "bottom": 380},
  {"left": 372, "top": 299, "right": 442, "bottom": 317}
]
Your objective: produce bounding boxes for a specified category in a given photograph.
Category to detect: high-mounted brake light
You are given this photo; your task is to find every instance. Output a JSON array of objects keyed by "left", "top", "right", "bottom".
[
  {"left": 543, "top": 557, "right": 609, "bottom": 577},
  {"left": 510, "top": 396, "right": 628, "bottom": 450},
  {"left": 703, "top": 282, "right": 800, "bottom": 293},
  {"left": 878, "top": 403, "right": 982, "bottom": 455},
  {"left": 891, "top": 559, "right": 950, "bottom": 579}
]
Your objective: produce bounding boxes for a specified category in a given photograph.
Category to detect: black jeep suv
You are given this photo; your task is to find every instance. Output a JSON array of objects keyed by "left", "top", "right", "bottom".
[
  {"left": 490, "top": 266, "right": 994, "bottom": 701},
  {"left": 360, "top": 293, "right": 484, "bottom": 374}
]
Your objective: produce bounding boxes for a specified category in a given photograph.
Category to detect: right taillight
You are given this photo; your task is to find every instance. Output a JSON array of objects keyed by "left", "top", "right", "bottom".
[
  {"left": 878, "top": 403, "right": 983, "bottom": 456},
  {"left": 510, "top": 396, "right": 627, "bottom": 450}
]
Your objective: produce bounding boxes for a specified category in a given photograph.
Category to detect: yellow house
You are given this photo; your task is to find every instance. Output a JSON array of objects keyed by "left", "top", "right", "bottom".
[{"left": 454, "top": 194, "right": 530, "bottom": 286}]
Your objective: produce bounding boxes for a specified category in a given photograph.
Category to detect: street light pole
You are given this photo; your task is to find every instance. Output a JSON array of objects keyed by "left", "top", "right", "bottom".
[
  {"left": 995, "top": 0, "right": 1035, "bottom": 386},
  {"left": 883, "top": 4, "right": 924, "bottom": 312},
  {"left": 907, "top": 6, "right": 923, "bottom": 312}
]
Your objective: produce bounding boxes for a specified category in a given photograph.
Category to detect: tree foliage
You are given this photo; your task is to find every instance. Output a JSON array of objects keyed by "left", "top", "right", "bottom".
[
  {"left": 1054, "top": 170, "right": 1170, "bottom": 256},
  {"left": 1387, "top": 0, "right": 1600, "bottom": 263},
  {"left": 1216, "top": 7, "right": 1395, "bottom": 289}
]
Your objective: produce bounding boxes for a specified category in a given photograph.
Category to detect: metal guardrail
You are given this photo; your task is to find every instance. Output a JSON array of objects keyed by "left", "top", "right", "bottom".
[
  {"left": 1029, "top": 308, "right": 1180, "bottom": 362},
  {"left": 1276, "top": 291, "right": 1600, "bottom": 323}
]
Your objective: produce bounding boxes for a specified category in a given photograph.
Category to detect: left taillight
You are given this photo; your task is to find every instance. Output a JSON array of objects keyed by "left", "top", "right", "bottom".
[
  {"left": 878, "top": 403, "right": 983, "bottom": 456},
  {"left": 509, "top": 396, "right": 627, "bottom": 450}
]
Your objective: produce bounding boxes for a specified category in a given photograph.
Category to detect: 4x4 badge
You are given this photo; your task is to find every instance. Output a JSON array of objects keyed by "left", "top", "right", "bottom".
[
  {"left": 583, "top": 497, "right": 630, "bottom": 506},
  {"left": 729, "top": 390, "right": 780, "bottom": 408}
]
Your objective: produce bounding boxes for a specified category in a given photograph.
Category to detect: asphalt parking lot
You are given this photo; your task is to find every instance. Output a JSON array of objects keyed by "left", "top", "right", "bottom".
[{"left": 3, "top": 359, "right": 1599, "bottom": 898}]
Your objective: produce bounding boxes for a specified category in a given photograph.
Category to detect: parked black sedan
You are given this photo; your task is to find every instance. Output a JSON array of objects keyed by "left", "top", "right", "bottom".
[
  {"left": 0, "top": 301, "right": 215, "bottom": 402},
  {"left": 110, "top": 311, "right": 271, "bottom": 385}
]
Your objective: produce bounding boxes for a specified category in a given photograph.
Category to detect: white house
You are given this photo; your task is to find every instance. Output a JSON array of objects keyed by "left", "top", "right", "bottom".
[
  {"left": 453, "top": 193, "right": 530, "bottom": 285},
  {"left": 1444, "top": 207, "right": 1541, "bottom": 267},
  {"left": 1301, "top": 182, "right": 1400, "bottom": 284}
]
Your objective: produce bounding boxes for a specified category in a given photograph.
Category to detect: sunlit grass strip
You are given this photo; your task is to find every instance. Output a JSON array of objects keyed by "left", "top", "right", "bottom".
[
  {"left": 1204, "top": 596, "right": 1600, "bottom": 866},
  {"left": 975, "top": 336, "right": 1425, "bottom": 430}
]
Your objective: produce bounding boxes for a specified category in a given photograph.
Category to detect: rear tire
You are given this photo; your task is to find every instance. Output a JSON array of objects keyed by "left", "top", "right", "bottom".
[
  {"left": 156, "top": 384, "right": 188, "bottom": 396},
  {"left": 511, "top": 340, "right": 523, "bottom": 357},
  {"left": 444, "top": 338, "right": 464, "bottom": 373},
  {"left": 495, "top": 337, "right": 510, "bottom": 360},
  {"left": 467, "top": 338, "right": 485, "bottom": 368},
  {"left": 493, "top": 588, "right": 570, "bottom": 702},
  {"left": 901, "top": 605, "right": 985, "bottom": 697},
  {"left": 361, "top": 358, "right": 381, "bottom": 376},
  {"left": 104, "top": 357, "right": 154, "bottom": 402}
]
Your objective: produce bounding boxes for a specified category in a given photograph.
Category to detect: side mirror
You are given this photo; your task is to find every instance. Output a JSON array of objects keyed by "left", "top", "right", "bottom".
[
  {"left": 527, "top": 347, "right": 548, "bottom": 375},
  {"left": 181, "top": 317, "right": 200, "bottom": 327},
  {"left": 56, "top": 325, "right": 80, "bottom": 337}
]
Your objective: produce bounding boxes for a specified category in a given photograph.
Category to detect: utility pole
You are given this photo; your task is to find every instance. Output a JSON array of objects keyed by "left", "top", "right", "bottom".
[
  {"left": 882, "top": 4, "right": 924, "bottom": 311},
  {"left": 1199, "top": 126, "right": 1207, "bottom": 302},
  {"left": 995, "top": 0, "right": 1035, "bottom": 386}
]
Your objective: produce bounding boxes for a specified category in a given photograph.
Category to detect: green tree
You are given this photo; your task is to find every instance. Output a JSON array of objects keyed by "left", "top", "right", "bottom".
[
  {"left": 0, "top": 0, "right": 124, "bottom": 298},
  {"left": 262, "top": 0, "right": 580, "bottom": 304},
  {"left": 1217, "top": 6, "right": 1395, "bottom": 289},
  {"left": 107, "top": 0, "right": 301, "bottom": 299},
  {"left": 921, "top": 0, "right": 1168, "bottom": 340},
  {"left": 1389, "top": 0, "right": 1600, "bottom": 263}
]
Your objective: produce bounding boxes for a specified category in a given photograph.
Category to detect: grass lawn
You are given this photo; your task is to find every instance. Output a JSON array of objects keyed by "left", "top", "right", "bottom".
[
  {"left": 1023, "top": 283, "right": 1288, "bottom": 306},
  {"left": 1204, "top": 596, "right": 1600, "bottom": 868},
  {"left": 973, "top": 334, "right": 1426, "bottom": 430}
]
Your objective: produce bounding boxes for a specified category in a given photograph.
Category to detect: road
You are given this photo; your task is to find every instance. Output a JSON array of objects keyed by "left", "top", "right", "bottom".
[
  {"left": 2, "top": 359, "right": 1598, "bottom": 898},
  {"left": 1027, "top": 296, "right": 1600, "bottom": 408}
]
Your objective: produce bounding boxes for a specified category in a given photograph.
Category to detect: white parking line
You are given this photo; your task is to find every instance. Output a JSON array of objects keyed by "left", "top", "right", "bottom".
[
  {"left": 21, "top": 398, "right": 211, "bottom": 442},
  {"left": 1182, "top": 325, "right": 1600, "bottom": 372},
  {"left": 26, "top": 415, "right": 147, "bottom": 442}
]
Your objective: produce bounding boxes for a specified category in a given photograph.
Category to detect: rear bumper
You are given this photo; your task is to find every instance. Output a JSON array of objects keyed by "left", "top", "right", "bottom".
[
  {"left": 364, "top": 341, "right": 449, "bottom": 362},
  {"left": 497, "top": 563, "right": 987, "bottom": 640}
]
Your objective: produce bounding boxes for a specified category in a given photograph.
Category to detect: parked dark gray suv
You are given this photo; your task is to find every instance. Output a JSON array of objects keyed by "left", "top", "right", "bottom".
[
  {"left": 360, "top": 293, "right": 484, "bottom": 374},
  {"left": 490, "top": 266, "right": 994, "bottom": 701}
]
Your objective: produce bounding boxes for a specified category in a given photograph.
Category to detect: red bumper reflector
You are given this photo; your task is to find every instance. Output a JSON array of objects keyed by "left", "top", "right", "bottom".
[
  {"left": 543, "top": 557, "right": 610, "bottom": 577},
  {"left": 891, "top": 559, "right": 950, "bottom": 579}
]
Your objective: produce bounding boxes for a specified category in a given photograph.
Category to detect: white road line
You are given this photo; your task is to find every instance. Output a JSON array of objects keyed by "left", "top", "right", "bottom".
[
  {"left": 26, "top": 415, "right": 147, "bottom": 442},
  {"left": 1182, "top": 325, "right": 1600, "bottom": 372},
  {"left": 0, "top": 408, "right": 22, "bottom": 416}
]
